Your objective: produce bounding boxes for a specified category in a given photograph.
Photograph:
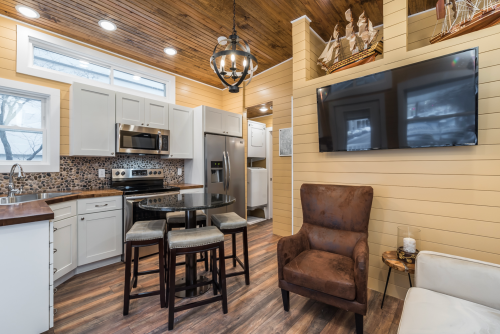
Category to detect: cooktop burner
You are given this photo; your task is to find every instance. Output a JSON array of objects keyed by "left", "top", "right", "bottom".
[{"left": 110, "top": 168, "right": 181, "bottom": 195}]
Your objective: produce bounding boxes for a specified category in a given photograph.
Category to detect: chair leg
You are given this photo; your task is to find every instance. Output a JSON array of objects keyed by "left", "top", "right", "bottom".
[
  {"left": 204, "top": 250, "right": 209, "bottom": 272},
  {"left": 168, "top": 248, "right": 177, "bottom": 331},
  {"left": 158, "top": 238, "right": 166, "bottom": 309},
  {"left": 281, "top": 289, "right": 290, "bottom": 312},
  {"left": 133, "top": 247, "right": 139, "bottom": 288},
  {"left": 219, "top": 242, "right": 228, "bottom": 314},
  {"left": 211, "top": 249, "right": 218, "bottom": 295},
  {"left": 242, "top": 227, "right": 250, "bottom": 285},
  {"left": 355, "top": 313, "right": 363, "bottom": 334},
  {"left": 123, "top": 242, "right": 132, "bottom": 316},
  {"left": 232, "top": 233, "right": 237, "bottom": 267}
]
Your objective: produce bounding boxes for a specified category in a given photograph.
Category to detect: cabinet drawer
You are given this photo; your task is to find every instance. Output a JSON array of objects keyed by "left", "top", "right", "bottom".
[
  {"left": 77, "top": 196, "right": 122, "bottom": 215},
  {"left": 49, "top": 201, "right": 77, "bottom": 222},
  {"left": 180, "top": 188, "right": 204, "bottom": 194}
]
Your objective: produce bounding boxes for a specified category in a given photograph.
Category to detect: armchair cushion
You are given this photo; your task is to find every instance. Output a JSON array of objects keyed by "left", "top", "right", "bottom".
[{"left": 283, "top": 249, "right": 356, "bottom": 300}]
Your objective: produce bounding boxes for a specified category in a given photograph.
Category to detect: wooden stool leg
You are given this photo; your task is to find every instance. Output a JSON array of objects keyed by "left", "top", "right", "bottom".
[
  {"left": 211, "top": 249, "right": 218, "bottom": 295},
  {"left": 168, "top": 247, "right": 177, "bottom": 331},
  {"left": 219, "top": 241, "right": 228, "bottom": 314},
  {"left": 158, "top": 238, "right": 166, "bottom": 309},
  {"left": 123, "top": 242, "right": 133, "bottom": 316},
  {"left": 232, "top": 233, "right": 237, "bottom": 267},
  {"left": 242, "top": 227, "right": 250, "bottom": 285},
  {"left": 133, "top": 247, "right": 139, "bottom": 288}
]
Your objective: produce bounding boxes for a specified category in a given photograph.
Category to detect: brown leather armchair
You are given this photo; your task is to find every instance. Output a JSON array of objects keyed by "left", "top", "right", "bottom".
[{"left": 278, "top": 184, "right": 373, "bottom": 334}]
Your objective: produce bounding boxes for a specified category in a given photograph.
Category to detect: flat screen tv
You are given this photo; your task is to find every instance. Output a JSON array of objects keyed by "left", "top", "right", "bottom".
[{"left": 316, "top": 48, "right": 478, "bottom": 152}]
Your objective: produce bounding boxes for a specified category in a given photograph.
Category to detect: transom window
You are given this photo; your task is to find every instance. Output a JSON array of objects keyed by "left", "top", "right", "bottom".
[{"left": 0, "top": 92, "right": 44, "bottom": 161}]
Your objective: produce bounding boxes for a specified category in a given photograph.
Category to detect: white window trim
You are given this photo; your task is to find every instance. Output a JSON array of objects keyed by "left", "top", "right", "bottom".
[
  {"left": 0, "top": 78, "right": 60, "bottom": 173},
  {"left": 17, "top": 25, "right": 176, "bottom": 104}
]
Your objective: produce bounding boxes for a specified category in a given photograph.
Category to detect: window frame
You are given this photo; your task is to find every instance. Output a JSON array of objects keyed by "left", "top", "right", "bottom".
[
  {"left": 17, "top": 25, "right": 176, "bottom": 103},
  {"left": 0, "top": 77, "right": 60, "bottom": 173}
]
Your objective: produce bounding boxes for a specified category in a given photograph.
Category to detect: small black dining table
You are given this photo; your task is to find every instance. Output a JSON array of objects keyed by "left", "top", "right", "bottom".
[{"left": 139, "top": 192, "right": 235, "bottom": 298}]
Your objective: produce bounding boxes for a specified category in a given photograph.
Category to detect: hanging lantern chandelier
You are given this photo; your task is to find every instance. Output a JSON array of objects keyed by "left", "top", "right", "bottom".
[{"left": 210, "top": 0, "right": 258, "bottom": 93}]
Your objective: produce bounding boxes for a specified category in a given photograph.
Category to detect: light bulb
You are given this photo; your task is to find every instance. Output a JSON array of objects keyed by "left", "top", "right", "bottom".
[
  {"left": 243, "top": 58, "right": 247, "bottom": 67},
  {"left": 221, "top": 59, "right": 225, "bottom": 68},
  {"left": 231, "top": 54, "right": 235, "bottom": 62}
]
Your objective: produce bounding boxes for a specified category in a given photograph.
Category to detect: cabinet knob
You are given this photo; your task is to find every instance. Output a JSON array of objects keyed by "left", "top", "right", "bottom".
[
  {"left": 81, "top": 217, "right": 85, "bottom": 221},
  {"left": 141, "top": 123, "right": 144, "bottom": 125},
  {"left": 111, "top": 152, "right": 114, "bottom": 155},
  {"left": 54, "top": 248, "right": 57, "bottom": 254},
  {"left": 147, "top": 124, "right": 149, "bottom": 126}
]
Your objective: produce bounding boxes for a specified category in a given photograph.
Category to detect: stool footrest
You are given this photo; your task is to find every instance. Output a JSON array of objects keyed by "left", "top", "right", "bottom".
[
  {"left": 137, "top": 269, "right": 159, "bottom": 276},
  {"left": 130, "top": 290, "right": 161, "bottom": 300},
  {"left": 174, "top": 279, "right": 214, "bottom": 292},
  {"left": 174, "top": 295, "right": 223, "bottom": 312},
  {"left": 226, "top": 271, "right": 245, "bottom": 278}
]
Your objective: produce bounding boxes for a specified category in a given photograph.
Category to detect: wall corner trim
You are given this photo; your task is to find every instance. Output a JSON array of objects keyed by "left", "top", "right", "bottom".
[{"left": 290, "top": 15, "right": 312, "bottom": 24}]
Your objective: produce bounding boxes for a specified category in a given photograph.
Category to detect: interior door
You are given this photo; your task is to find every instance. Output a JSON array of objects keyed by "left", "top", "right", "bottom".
[
  {"left": 116, "top": 92, "right": 145, "bottom": 126},
  {"left": 226, "top": 136, "right": 246, "bottom": 218},
  {"left": 145, "top": 99, "right": 169, "bottom": 129},
  {"left": 205, "top": 134, "right": 227, "bottom": 224},
  {"left": 266, "top": 129, "right": 273, "bottom": 219}
]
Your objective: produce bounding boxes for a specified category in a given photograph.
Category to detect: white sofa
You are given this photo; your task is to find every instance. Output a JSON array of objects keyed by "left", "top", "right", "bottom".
[{"left": 398, "top": 251, "right": 500, "bottom": 334}]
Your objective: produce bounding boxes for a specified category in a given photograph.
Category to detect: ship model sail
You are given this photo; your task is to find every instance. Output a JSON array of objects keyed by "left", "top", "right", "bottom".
[
  {"left": 318, "top": 9, "right": 383, "bottom": 75},
  {"left": 430, "top": 0, "right": 500, "bottom": 44}
]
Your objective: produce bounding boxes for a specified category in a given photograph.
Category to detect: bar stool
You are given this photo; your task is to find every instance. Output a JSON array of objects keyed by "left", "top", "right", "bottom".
[
  {"left": 123, "top": 220, "right": 166, "bottom": 316},
  {"left": 166, "top": 210, "right": 209, "bottom": 271},
  {"left": 167, "top": 226, "right": 228, "bottom": 330},
  {"left": 211, "top": 212, "right": 250, "bottom": 287}
]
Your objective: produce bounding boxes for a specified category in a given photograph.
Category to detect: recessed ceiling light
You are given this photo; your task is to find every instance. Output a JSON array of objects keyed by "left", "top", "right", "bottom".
[
  {"left": 15, "top": 5, "right": 40, "bottom": 18},
  {"left": 133, "top": 75, "right": 141, "bottom": 81},
  {"left": 98, "top": 20, "right": 117, "bottom": 31},
  {"left": 260, "top": 107, "right": 268, "bottom": 112},
  {"left": 164, "top": 48, "right": 177, "bottom": 56}
]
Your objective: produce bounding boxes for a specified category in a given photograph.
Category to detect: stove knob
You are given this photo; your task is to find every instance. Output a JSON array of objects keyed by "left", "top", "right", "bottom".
[
  {"left": 158, "top": 171, "right": 162, "bottom": 175},
  {"left": 149, "top": 171, "right": 152, "bottom": 175},
  {"left": 154, "top": 171, "right": 158, "bottom": 175},
  {"left": 115, "top": 171, "right": 119, "bottom": 176},
  {"left": 121, "top": 171, "right": 125, "bottom": 176}
]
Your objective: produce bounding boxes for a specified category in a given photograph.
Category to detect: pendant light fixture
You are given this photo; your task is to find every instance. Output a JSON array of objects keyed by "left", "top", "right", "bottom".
[{"left": 210, "top": 0, "right": 258, "bottom": 93}]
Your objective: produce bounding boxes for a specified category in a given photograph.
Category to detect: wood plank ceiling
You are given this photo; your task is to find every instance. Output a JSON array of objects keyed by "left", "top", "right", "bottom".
[{"left": 0, "top": 0, "right": 431, "bottom": 88}]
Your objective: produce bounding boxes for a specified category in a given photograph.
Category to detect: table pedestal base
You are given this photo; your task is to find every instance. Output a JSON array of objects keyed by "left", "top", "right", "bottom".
[{"left": 175, "top": 275, "right": 211, "bottom": 298}]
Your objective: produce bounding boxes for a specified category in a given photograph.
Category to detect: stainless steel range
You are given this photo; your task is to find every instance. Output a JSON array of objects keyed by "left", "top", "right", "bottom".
[{"left": 111, "top": 168, "right": 180, "bottom": 262}]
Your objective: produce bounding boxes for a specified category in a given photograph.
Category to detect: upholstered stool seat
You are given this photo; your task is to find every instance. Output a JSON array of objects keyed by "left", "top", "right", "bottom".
[
  {"left": 168, "top": 226, "right": 223, "bottom": 249},
  {"left": 212, "top": 212, "right": 247, "bottom": 230},
  {"left": 167, "top": 210, "right": 206, "bottom": 223},
  {"left": 126, "top": 220, "right": 166, "bottom": 242}
]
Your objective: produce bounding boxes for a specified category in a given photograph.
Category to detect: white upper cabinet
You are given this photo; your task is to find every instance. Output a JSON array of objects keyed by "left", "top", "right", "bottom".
[
  {"left": 70, "top": 82, "right": 116, "bottom": 157},
  {"left": 203, "top": 106, "right": 242, "bottom": 137},
  {"left": 168, "top": 104, "right": 193, "bottom": 159},
  {"left": 116, "top": 92, "right": 145, "bottom": 126},
  {"left": 145, "top": 99, "right": 169, "bottom": 129}
]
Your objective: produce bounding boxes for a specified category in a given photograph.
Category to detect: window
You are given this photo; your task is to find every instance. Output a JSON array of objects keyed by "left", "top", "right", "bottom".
[
  {"left": 17, "top": 26, "right": 176, "bottom": 103},
  {"left": 114, "top": 70, "right": 166, "bottom": 96},
  {"left": 0, "top": 78, "right": 60, "bottom": 173},
  {"left": 34, "top": 47, "right": 111, "bottom": 84}
]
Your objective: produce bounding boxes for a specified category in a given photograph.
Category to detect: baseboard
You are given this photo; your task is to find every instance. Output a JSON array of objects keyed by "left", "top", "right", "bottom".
[{"left": 54, "top": 256, "right": 122, "bottom": 287}]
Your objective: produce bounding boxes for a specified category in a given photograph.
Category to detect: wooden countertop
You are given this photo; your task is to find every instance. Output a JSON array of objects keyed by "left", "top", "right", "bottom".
[
  {"left": 0, "top": 189, "right": 123, "bottom": 227},
  {"left": 171, "top": 183, "right": 204, "bottom": 190}
]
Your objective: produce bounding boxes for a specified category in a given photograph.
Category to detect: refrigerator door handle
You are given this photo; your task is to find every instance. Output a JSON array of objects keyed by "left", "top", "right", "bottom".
[
  {"left": 223, "top": 151, "right": 228, "bottom": 191},
  {"left": 227, "top": 151, "right": 231, "bottom": 189}
]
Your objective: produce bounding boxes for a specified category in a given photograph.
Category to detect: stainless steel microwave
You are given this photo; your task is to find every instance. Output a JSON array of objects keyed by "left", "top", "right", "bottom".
[{"left": 116, "top": 123, "right": 169, "bottom": 155}]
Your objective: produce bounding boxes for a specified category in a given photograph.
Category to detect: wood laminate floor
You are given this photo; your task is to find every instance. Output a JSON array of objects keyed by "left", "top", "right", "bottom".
[{"left": 54, "top": 220, "right": 403, "bottom": 334}]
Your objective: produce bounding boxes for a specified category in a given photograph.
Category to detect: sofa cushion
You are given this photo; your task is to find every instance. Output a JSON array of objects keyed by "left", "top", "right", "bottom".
[
  {"left": 398, "top": 287, "right": 500, "bottom": 334},
  {"left": 283, "top": 249, "right": 355, "bottom": 300}
]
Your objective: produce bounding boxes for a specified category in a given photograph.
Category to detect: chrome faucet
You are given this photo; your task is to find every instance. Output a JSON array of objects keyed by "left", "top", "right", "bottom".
[{"left": 8, "top": 163, "right": 25, "bottom": 198}]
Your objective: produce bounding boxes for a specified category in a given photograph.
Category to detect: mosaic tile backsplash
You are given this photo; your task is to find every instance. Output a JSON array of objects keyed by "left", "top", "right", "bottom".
[{"left": 0, "top": 156, "right": 184, "bottom": 195}]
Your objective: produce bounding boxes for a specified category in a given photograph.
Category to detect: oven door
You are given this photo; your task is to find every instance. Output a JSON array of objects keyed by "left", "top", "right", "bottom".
[
  {"left": 116, "top": 123, "right": 170, "bottom": 155},
  {"left": 123, "top": 191, "right": 179, "bottom": 262}
]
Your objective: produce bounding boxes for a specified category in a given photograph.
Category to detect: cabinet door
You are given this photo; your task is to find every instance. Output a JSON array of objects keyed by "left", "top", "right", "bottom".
[
  {"left": 225, "top": 112, "right": 243, "bottom": 137},
  {"left": 204, "top": 106, "right": 225, "bottom": 135},
  {"left": 78, "top": 210, "right": 123, "bottom": 265},
  {"left": 70, "top": 83, "right": 116, "bottom": 157},
  {"left": 145, "top": 99, "right": 169, "bottom": 129},
  {"left": 169, "top": 104, "right": 193, "bottom": 159},
  {"left": 53, "top": 216, "right": 78, "bottom": 281},
  {"left": 116, "top": 92, "right": 145, "bottom": 126}
]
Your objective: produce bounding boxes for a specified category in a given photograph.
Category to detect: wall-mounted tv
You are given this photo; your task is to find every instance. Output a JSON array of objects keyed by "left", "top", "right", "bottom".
[{"left": 316, "top": 48, "right": 478, "bottom": 152}]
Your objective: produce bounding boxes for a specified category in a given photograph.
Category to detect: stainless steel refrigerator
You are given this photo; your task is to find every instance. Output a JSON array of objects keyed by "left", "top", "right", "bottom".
[{"left": 205, "top": 133, "right": 246, "bottom": 223}]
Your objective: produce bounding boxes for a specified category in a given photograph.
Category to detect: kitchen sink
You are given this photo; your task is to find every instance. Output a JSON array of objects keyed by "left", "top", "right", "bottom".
[{"left": 0, "top": 192, "right": 76, "bottom": 205}]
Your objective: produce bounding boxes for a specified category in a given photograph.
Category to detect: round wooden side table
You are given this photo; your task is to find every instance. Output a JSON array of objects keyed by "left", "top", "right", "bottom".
[{"left": 381, "top": 251, "right": 415, "bottom": 308}]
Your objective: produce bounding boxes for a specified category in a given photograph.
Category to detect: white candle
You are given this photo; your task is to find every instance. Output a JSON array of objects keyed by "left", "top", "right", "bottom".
[{"left": 403, "top": 237, "right": 416, "bottom": 253}]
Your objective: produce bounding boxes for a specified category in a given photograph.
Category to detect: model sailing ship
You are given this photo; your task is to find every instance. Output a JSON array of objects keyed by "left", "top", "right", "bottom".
[
  {"left": 318, "top": 9, "right": 383, "bottom": 75},
  {"left": 430, "top": 0, "right": 500, "bottom": 44}
]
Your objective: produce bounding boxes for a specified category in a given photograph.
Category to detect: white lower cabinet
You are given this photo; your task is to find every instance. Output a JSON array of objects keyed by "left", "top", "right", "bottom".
[
  {"left": 78, "top": 210, "right": 123, "bottom": 265},
  {"left": 53, "top": 216, "right": 78, "bottom": 281}
]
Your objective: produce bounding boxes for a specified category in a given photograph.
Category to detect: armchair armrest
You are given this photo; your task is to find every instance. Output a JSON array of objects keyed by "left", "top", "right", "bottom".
[
  {"left": 352, "top": 236, "right": 369, "bottom": 305},
  {"left": 416, "top": 251, "right": 500, "bottom": 310},
  {"left": 277, "top": 230, "right": 309, "bottom": 280}
]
